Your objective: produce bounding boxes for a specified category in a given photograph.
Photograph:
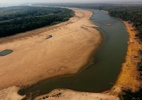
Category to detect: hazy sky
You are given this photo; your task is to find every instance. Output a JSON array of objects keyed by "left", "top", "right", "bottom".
[{"left": 0, "top": 0, "right": 142, "bottom": 4}]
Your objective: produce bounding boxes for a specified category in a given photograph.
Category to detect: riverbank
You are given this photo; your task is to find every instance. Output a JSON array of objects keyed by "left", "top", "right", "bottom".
[
  {"left": 110, "top": 21, "right": 142, "bottom": 95},
  {"left": 0, "top": 8, "right": 102, "bottom": 99},
  {"left": 35, "top": 89, "right": 119, "bottom": 100}
]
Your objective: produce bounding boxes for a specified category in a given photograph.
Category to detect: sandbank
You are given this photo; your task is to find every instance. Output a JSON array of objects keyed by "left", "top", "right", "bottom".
[
  {"left": 0, "top": 8, "right": 101, "bottom": 92},
  {"left": 35, "top": 89, "right": 119, "bottom": 100}
]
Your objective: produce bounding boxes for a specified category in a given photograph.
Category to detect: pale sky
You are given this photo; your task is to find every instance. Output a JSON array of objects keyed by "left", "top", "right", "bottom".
[{"left": 0, "top": 0, "right": 141, "bottom": 4}]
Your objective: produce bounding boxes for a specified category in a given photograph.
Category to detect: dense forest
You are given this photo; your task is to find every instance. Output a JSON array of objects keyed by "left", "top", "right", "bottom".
[{"left": 0, "top": 6, "right": 74, "bottom": 37}]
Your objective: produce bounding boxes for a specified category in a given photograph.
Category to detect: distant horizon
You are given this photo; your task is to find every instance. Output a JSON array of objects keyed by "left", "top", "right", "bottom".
[
  {"left": 0, "top": 2, "right": 142, "bottom": 5},
  {"left": 0, "top": 0, "right": 142, "bottom": 5},
  {"left": 0, "top": 0, "right": 142, "bottom": 7}
]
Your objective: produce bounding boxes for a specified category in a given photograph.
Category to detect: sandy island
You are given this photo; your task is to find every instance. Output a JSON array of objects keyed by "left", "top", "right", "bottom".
[
  {"left": 0, "top": 8, "right": 104, "bottom": 99},
  {"left": 0, "top": 8, "right": 102, "bottom": 89}
]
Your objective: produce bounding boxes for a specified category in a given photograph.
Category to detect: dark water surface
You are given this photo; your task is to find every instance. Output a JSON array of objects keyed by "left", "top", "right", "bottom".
[
  {"left": 19, "top": 10, "right": 128, "bottom": 98},
  {"left": 0, "top": 49, "right": 13, "bottom": 56}
]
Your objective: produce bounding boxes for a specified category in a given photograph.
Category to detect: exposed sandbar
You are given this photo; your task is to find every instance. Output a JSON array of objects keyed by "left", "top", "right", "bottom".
[
  {"left": 35, "top": 89, "right": 119, "bottom": 100},
  {"left": 0, "top": 9, "right": 102, "bottom": 90}
]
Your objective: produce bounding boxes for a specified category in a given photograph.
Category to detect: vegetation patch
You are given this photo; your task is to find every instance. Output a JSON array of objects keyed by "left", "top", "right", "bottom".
[
  {"left": 0, "top": 6, "right": 74, "bottom": 37},
  {"left": 120, "top": 88, "right": 142, "bottom": 100}
]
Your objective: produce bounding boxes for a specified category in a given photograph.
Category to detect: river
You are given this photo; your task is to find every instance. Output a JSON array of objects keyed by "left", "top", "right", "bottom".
[{"left": 18, "top": 9, "right": 128, "bottom": 98}]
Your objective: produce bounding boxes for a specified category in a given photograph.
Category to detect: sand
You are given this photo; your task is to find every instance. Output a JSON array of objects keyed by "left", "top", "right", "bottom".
[
  {"left": 35, "top": 89, "right": 119, "bottom": 100},
  {"left": 110, "top": 21, "right": 142, "bottom": 95},
  {"left": 0, "top": 8, "right": 101, "bottom": 90},
  {"left": 0, "top": 86, "right": 25, "bottom": 100}
]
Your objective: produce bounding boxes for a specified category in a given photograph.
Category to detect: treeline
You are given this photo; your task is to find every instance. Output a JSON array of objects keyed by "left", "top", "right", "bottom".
[
  {"left": 107, "top": 7, "right": 142, "bottom": 40},
  {"left": 0, "top": 6, "right": 74, "bottom": 37}
]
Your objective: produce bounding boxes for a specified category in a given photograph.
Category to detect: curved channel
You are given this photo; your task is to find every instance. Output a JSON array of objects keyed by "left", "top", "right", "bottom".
[{"left": 19, "top": 9, "right": 128, "bottom": 97}]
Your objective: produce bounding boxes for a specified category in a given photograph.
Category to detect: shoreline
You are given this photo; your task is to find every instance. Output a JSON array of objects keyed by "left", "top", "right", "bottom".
[
  {"left": 0, "top": 8, "right": 102, "bottom": 99},
  {"left": 110, "top": 21, "right": 142, "bottom": 95}
]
